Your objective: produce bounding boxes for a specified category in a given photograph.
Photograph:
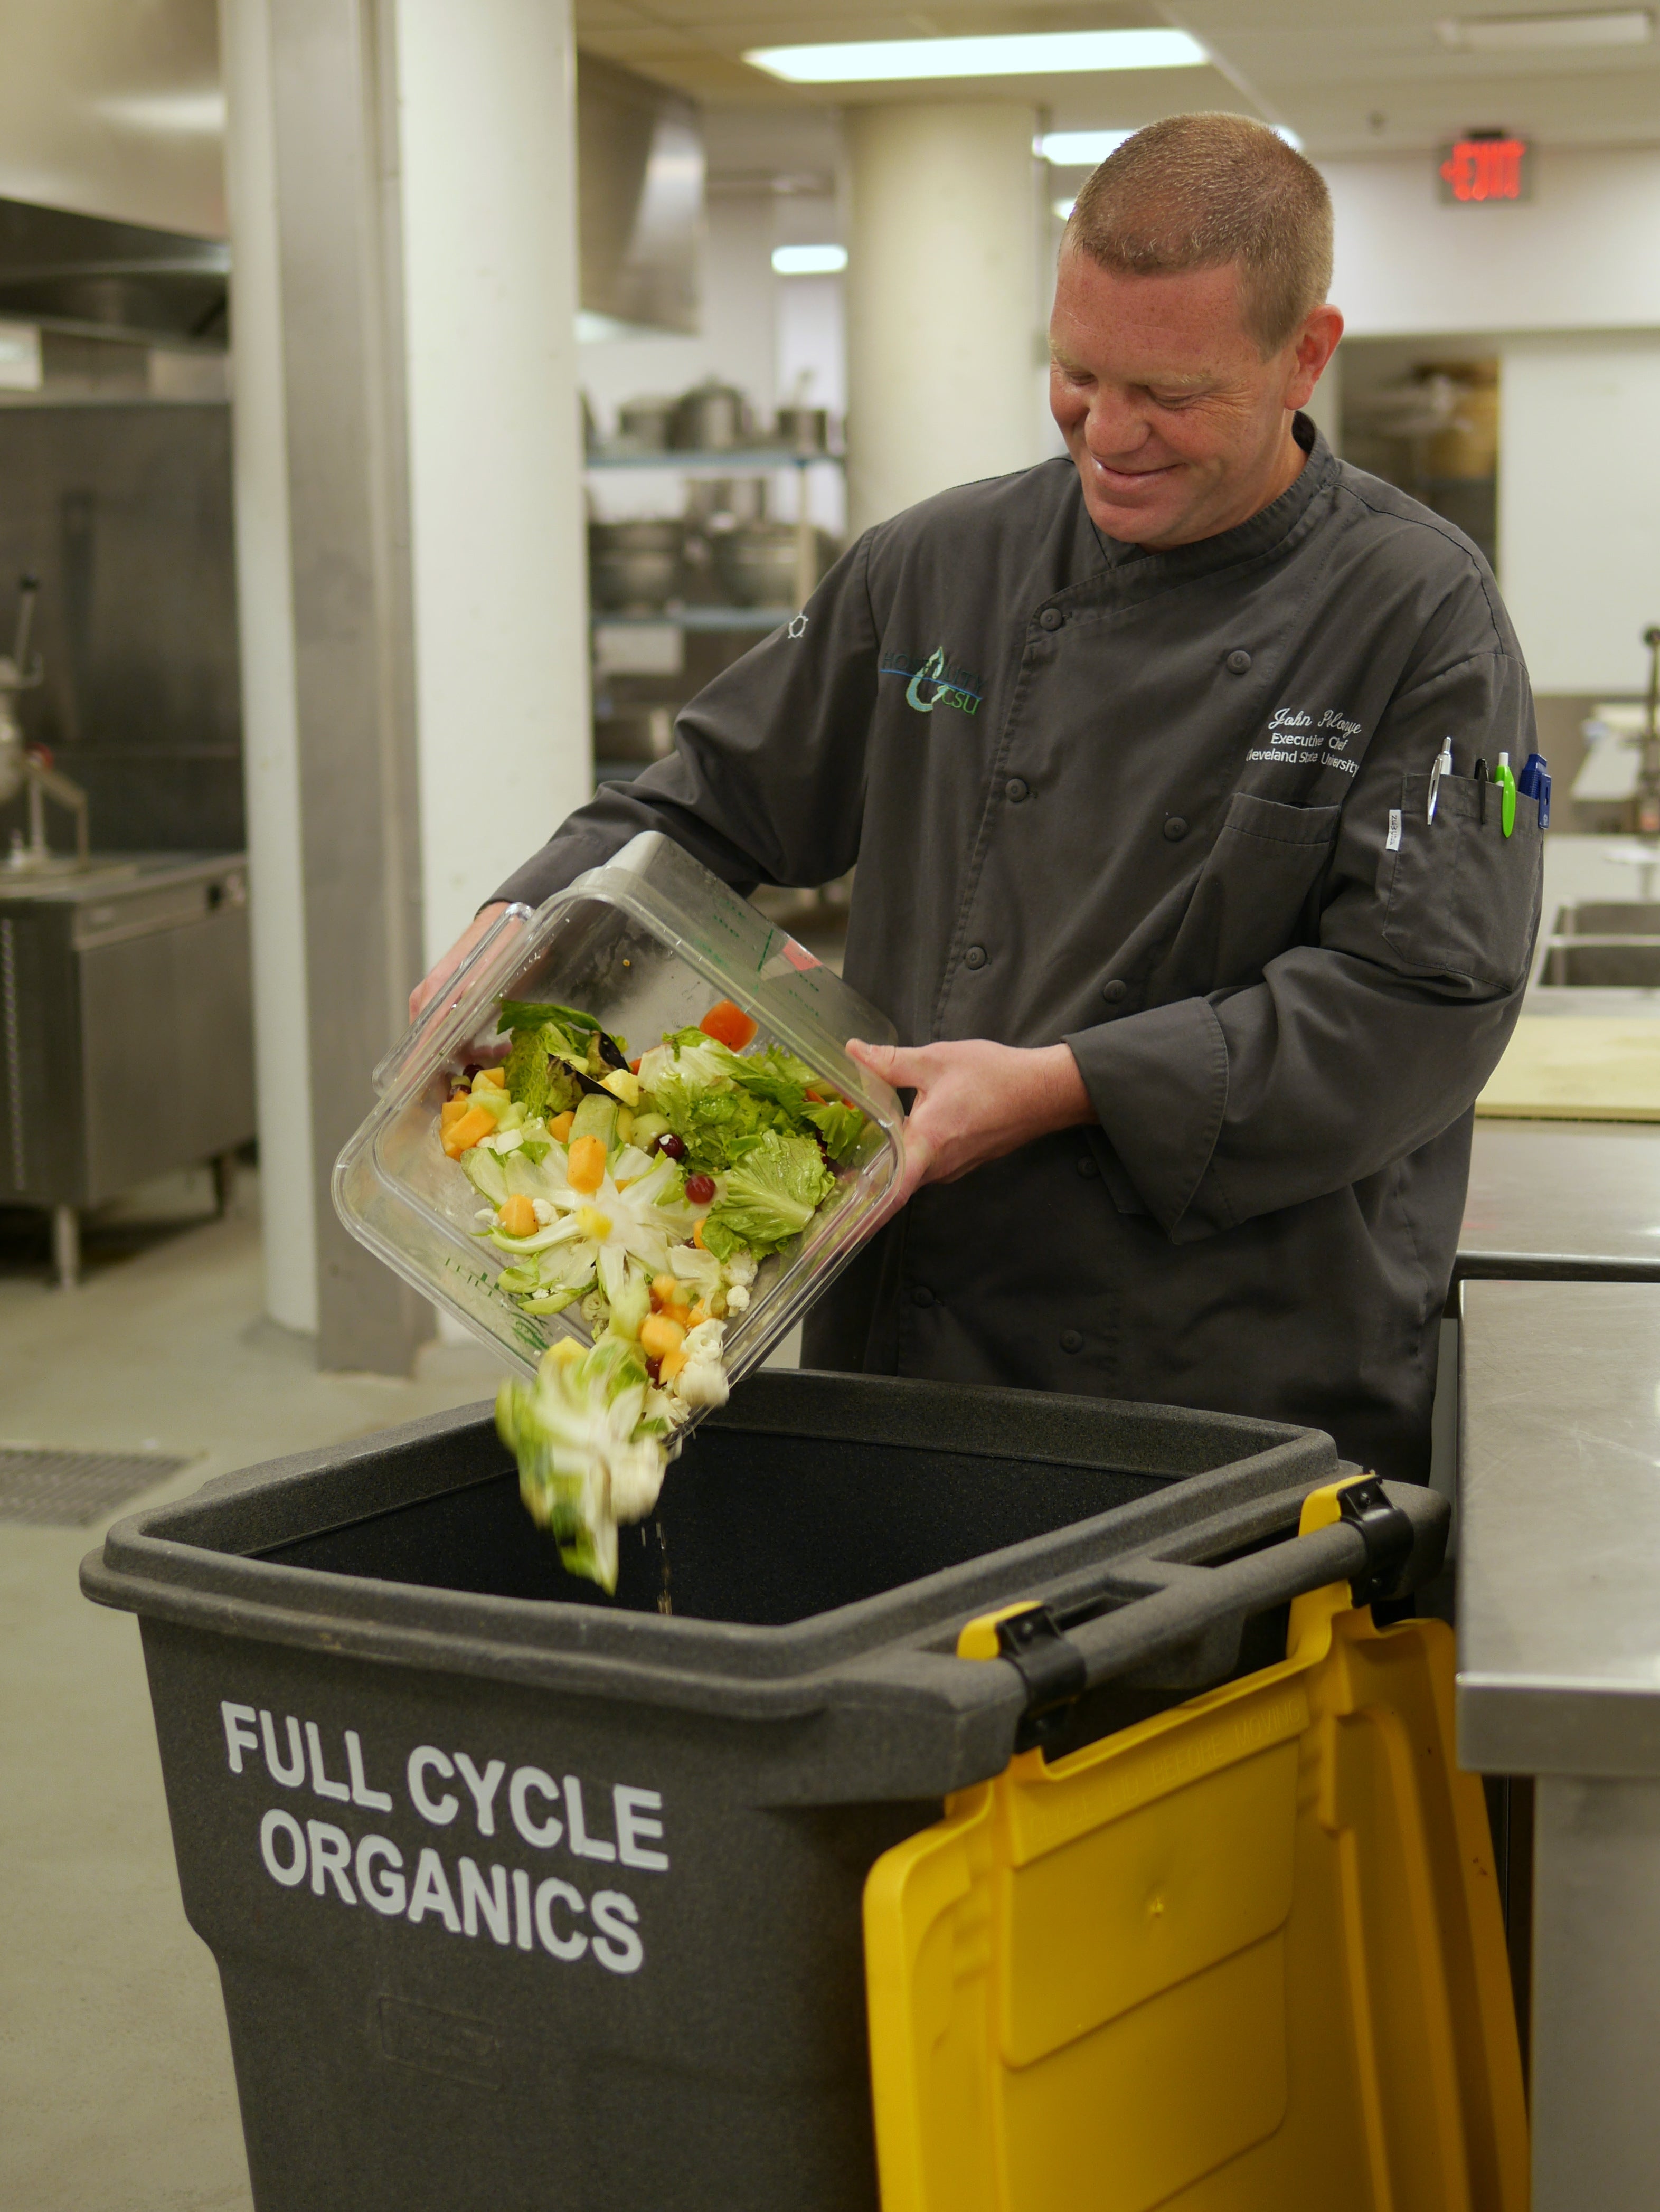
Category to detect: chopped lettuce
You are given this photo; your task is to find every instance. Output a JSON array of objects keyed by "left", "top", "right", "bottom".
[
  {"left": 457, "top": 992, "right": 871, "bottom": 1581},
  {"left": 461, "top": 1144, "right": 510, "bottom": 1207},
  {"left": 649, "top": 1071, "right": 788, "bottom": 1173},
  {"left": 704, "top": 1130, "right": 834, "bottom": 1257},
  {"left": 496, "top": 1336, "right": 673, "bottom": 1590},
  {"left": 805, "top": 1096, "right": 865, "bottom": 1160}
]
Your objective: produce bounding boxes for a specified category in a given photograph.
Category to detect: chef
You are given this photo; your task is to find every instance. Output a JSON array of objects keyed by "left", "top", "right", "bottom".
[{"left": 416, "top": 112, "right": 1541, "bottom": 1484}]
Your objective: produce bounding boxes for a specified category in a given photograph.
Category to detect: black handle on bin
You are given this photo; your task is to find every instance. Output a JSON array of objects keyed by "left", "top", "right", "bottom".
[{"left": 992, "top": 1477, "right": 1441, "bottom": 1752}]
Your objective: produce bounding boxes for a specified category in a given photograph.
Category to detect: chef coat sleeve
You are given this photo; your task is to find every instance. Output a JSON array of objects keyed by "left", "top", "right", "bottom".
[
  {"left": 488, "top": 535, "right": 881, "bottom": 911},
  {"left": 1065, "top": 630, "right": 1541, "bottom": 1241}
]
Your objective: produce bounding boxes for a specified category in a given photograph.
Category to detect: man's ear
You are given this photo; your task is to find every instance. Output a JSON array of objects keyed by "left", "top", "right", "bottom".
[{"left": 1286, "top": 303, "right": 1344, "bottom": 410}]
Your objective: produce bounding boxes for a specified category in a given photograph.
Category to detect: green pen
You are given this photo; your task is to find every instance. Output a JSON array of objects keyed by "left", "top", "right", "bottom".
[{"left": 1496, "top": 750, "right": 1518, "bottom": 837}]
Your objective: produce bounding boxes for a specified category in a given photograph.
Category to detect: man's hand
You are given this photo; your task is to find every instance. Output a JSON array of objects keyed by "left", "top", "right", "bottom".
[
  {"left": 846, "top": 1037, "right": 1095, "bottom": 1207},
  {"left": 409, "top": 903, "right": 510, "bottom": 1024}
]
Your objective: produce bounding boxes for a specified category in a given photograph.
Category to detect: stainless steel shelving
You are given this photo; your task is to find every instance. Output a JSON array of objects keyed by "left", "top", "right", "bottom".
[{"left": 585, "top": 444, "right": 842, "bottom": 609}]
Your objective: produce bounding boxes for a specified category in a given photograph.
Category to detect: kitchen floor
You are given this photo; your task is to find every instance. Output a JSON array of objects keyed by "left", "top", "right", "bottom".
[{"left": 0, "top": 1169, "right": 511, "bottom": 2212}]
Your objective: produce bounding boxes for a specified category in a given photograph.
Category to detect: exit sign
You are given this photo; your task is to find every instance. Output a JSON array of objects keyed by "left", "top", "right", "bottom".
[{"left": 1438, "top": 135, "right": 1532, "bottom": 203}]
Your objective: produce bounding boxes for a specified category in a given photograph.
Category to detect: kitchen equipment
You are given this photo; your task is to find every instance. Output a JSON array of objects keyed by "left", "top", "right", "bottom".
[
  {"left": 671, "top": 377, "right": 752, "bottom": 452},
  {"left": 774, "top": 403, "right": 830, "bottom": 453},
  {"left": 613, "top": 395, "right": 677, "bottom": 452},
  {"left": 587, "top": 519, "right": 685, "bottom": 613},
  {"left": 1541, "top": 901, "right": 1660, "bottom": 988},
  {"left": 334, "top": 830, "right": 903, "bottom": 1391},
  {"left": 0, "top": 573, "right": 89, "bottom": 875},
  {"left": 1, "top": 852, "right": 256, "bottom": 1284},
  {"left": 712, "top": 520, "right": 835, "bottom": 608},
  {"left": 683, "top": 476, "right": 768, "bottom": 530}
]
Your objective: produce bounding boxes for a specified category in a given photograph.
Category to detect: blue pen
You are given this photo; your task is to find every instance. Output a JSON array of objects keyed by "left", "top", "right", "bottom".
[{"left": 1517, "top": 750, "right": 1551, "bottom": 828}]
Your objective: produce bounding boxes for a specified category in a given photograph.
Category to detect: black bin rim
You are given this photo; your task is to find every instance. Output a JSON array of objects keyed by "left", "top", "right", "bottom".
[{"left": 82, "top": 1370, "right": 1338, "bottom": 1725}]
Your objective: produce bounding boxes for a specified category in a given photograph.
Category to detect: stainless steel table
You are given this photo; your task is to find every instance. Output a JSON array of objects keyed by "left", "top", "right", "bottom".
[
  {"left": 1459, "top": 1278, "right": 1660, "bottom": 2210},
  {"left": 1462, "top": 1120, "right": 1660, "bottom": 1282}
]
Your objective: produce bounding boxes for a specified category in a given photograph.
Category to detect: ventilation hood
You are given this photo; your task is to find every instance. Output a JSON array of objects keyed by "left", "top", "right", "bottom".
[
  {"left": 578, "top": 54, "right": 703, "bottom": 338},
  {"left": 0, "top": 197, "right": 228, "bottom": 348}
]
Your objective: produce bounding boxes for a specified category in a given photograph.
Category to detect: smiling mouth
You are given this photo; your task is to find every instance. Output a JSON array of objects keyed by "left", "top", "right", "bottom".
[{"left": 1087, "top": 455, "right": 1177, "bottom": 487}]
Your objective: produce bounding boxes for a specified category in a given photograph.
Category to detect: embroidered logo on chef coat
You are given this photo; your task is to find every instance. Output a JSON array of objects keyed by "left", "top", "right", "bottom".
[
  {"left": 1247, "top": 705, "right": 1364, "bottom": 779},
  {"left": 787, "top": 613, "right": 809, "bottom": 638},
  {"left": 880, "top": 645, "right": 983, "bottom": 717}
]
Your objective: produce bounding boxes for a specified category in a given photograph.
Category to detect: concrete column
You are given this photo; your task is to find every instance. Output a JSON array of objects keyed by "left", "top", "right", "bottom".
[
  {"left": 845, "top": 101, "right": 1046, "bottom": 534},
  {"left": 220, "top": 0, "right": 589, "bottom": 1370},
  {"left": 219, "top": 0, "right": 318, "bottom": 1335},
  {"left": 394, "top": 0, "right": 591, "bottom": 963}
]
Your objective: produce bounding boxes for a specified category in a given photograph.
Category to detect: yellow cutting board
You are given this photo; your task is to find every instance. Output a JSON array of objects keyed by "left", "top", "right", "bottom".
[{"left": 1477, "top": 1016, "right": 1660, "bottom": 1120}]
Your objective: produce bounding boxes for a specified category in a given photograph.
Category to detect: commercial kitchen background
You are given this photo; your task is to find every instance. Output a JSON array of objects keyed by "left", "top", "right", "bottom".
[{"left": 6, "top": 3, "right": 1660, "bottom": 2207}]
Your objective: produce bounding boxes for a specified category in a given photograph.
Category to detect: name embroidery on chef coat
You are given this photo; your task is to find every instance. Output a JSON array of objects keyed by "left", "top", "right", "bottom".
[
  {"left": 880, "top": 645, "right": 983, "bottom": 717},
  {"left": 1247, "top": 705, "right": 1364, "bottom": 779}
]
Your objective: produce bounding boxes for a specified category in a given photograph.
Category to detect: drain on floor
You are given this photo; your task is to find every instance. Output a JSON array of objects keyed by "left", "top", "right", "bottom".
[{"left": 0, "top": 1447, "right": 191, "bottom": 1526}]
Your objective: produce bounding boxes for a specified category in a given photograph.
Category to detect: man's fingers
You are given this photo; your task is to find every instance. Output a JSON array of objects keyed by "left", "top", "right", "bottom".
[
  {"left": 848, "top": 1037, "right": 934, "bottom": 1090},
  {"left": 888, "top": 1127, "right": 933, "bottom": 1209}
]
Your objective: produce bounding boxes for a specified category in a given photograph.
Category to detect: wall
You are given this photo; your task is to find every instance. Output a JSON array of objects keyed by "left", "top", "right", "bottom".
[
  {"left": 1325, "top": 147, "right": 1660, "bottom": 338},
  {"left": 1322, "top": 147, "right": 1660, "bottom": 699},
  {"left": 1497, "top": 333, "right": 1660, "bottom": 697}
]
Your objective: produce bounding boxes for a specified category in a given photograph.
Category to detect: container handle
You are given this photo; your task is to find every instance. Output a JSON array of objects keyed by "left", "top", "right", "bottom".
[
  {"left": 966, "top": 1476, "right": 1438, "bottom": 1754},
  {"left": 372, "top": 903, "right": 535, "bottom": 1096}
]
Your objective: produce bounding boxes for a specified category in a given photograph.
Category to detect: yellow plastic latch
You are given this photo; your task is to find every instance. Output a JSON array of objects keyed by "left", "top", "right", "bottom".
[{"left": 956, "top": 1601, "right": 1042, "bottom": 1660}]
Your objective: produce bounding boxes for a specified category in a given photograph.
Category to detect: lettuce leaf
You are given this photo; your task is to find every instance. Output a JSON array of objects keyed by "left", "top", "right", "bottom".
[
  {"left": 705, "top": 1130, "right": 834, "bottom": 1256},
  {"left": 805, "top": 1096, "right": 865, "bottom": 1160},
  {"left": 648, "top": 1071, "right": 789, "bottom": 1173}
]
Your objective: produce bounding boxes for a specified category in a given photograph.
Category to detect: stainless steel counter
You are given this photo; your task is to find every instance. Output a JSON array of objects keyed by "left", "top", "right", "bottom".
[
  {"left": 1, "top": 851, "right": 254, "bottom": 1284},
  {"left": 1458, "top": 1278, "right": 1660, "bottom": 2209},
  {"left": 1461, "top": 1119, "right": 1660, "bottom": 1281}
]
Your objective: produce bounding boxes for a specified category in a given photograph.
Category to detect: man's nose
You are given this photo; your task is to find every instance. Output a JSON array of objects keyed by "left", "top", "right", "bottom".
[{"left": 1083, "top": 390, "right": 1151, "bottom": 457}]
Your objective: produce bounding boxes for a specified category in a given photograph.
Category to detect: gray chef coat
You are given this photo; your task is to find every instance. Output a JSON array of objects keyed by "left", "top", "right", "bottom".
[{"left": 496, "top": 419, "right": 1541, "bottom": 1481}]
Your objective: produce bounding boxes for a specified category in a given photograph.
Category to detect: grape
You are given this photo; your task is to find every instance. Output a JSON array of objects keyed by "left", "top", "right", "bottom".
[
  {"left": 685, "top": 1173, "right": 716, "bottom": 1205},
  {"left": 654, "top": 1131, "right": 686, "bottom": 1160}
]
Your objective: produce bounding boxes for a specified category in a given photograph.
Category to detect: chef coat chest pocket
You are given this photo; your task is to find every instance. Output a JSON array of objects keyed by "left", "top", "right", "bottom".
[
  {"left": 1148, "top": 790, "right": 1341, "bottom": 999},
  {"left": 1383, "top": 771, "right": 1540, "bottom": 993}
]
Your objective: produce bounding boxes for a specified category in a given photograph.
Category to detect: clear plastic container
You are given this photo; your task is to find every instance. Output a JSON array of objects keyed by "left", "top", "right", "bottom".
[{"left": 334, "top": 831, "right": 904, "bottom": 1389}]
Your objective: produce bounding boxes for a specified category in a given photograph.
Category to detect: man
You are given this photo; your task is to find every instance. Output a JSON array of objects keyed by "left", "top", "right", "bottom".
[{"left": 416, "top": 114, "right": 1541, "bottom": 1483}]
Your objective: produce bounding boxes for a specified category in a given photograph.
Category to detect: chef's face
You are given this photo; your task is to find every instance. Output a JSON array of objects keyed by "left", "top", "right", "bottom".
[{"left": 1049, "top": 249, "right": 1343, "bottom": 550}]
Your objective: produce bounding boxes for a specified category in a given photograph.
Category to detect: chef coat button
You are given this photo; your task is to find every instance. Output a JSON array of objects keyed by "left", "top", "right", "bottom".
[
  {"left": 1074, "top": 1155, "right": 1099, "bottom": 1179},
  {"left": 964, "top": 944, "right": 988, "bottom": 969},
  {"left": 1005, "top": 777, "right": 1029, "bottom": 803},
  {"left": 1164, "top": 816, "right": 1189, "bottom": 842},
  {"left": 1038, "top": 607, "right": 1064, "bottom": 631},
  {"left": 1226, "top": 648, "right": 1253, "bottom": 674},
  {"left": 912, "top": 1284, "right": 935, "bottom": 1308},
  {"left": 1060, "top": 1328, "right": 1084, "bottom": 1353},
  {"left": 1100, "top": 978, "right": 1128, "bottom": 1005}
]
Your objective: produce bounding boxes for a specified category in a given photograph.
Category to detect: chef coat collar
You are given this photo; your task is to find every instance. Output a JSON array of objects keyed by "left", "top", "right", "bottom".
[{"left": 1077, "top": 412, "right": 1336, "bottom": 585}]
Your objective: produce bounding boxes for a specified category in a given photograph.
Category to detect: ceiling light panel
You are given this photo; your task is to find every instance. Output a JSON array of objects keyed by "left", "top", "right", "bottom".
[
  {"left": 1038, "top": 129, "right": 1135, "bottom": 164},
  {"left": 1436, "top": 9, "right": 1652, "bottom": 50},
  {"left": 1036, "top": 120, "right": 1298, "bottom": 167},
  {"left": 93, "top": 90, "right": 227, "bottom": 136},
  {"left": 772, "top": 244, "right": 847, "bottom": 273},
  {"left": 744, "top": 27, "right": 1208, "bottom": 85}
]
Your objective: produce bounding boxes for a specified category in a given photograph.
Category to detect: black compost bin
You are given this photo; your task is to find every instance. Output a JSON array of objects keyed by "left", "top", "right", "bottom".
[{"left": 82, "top": 1369, "right": 1433, "bottom": 2212}]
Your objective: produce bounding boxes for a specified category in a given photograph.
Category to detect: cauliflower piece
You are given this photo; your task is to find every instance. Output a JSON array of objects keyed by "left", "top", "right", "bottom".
[{"left": 676, "top": 1358, "right": 730, "bottom": 1410}]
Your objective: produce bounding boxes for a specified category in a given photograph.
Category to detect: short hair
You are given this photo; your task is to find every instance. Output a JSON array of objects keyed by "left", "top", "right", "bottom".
[{"left": 1065, "top": 113, "right": 1333, "bottom": 352}]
